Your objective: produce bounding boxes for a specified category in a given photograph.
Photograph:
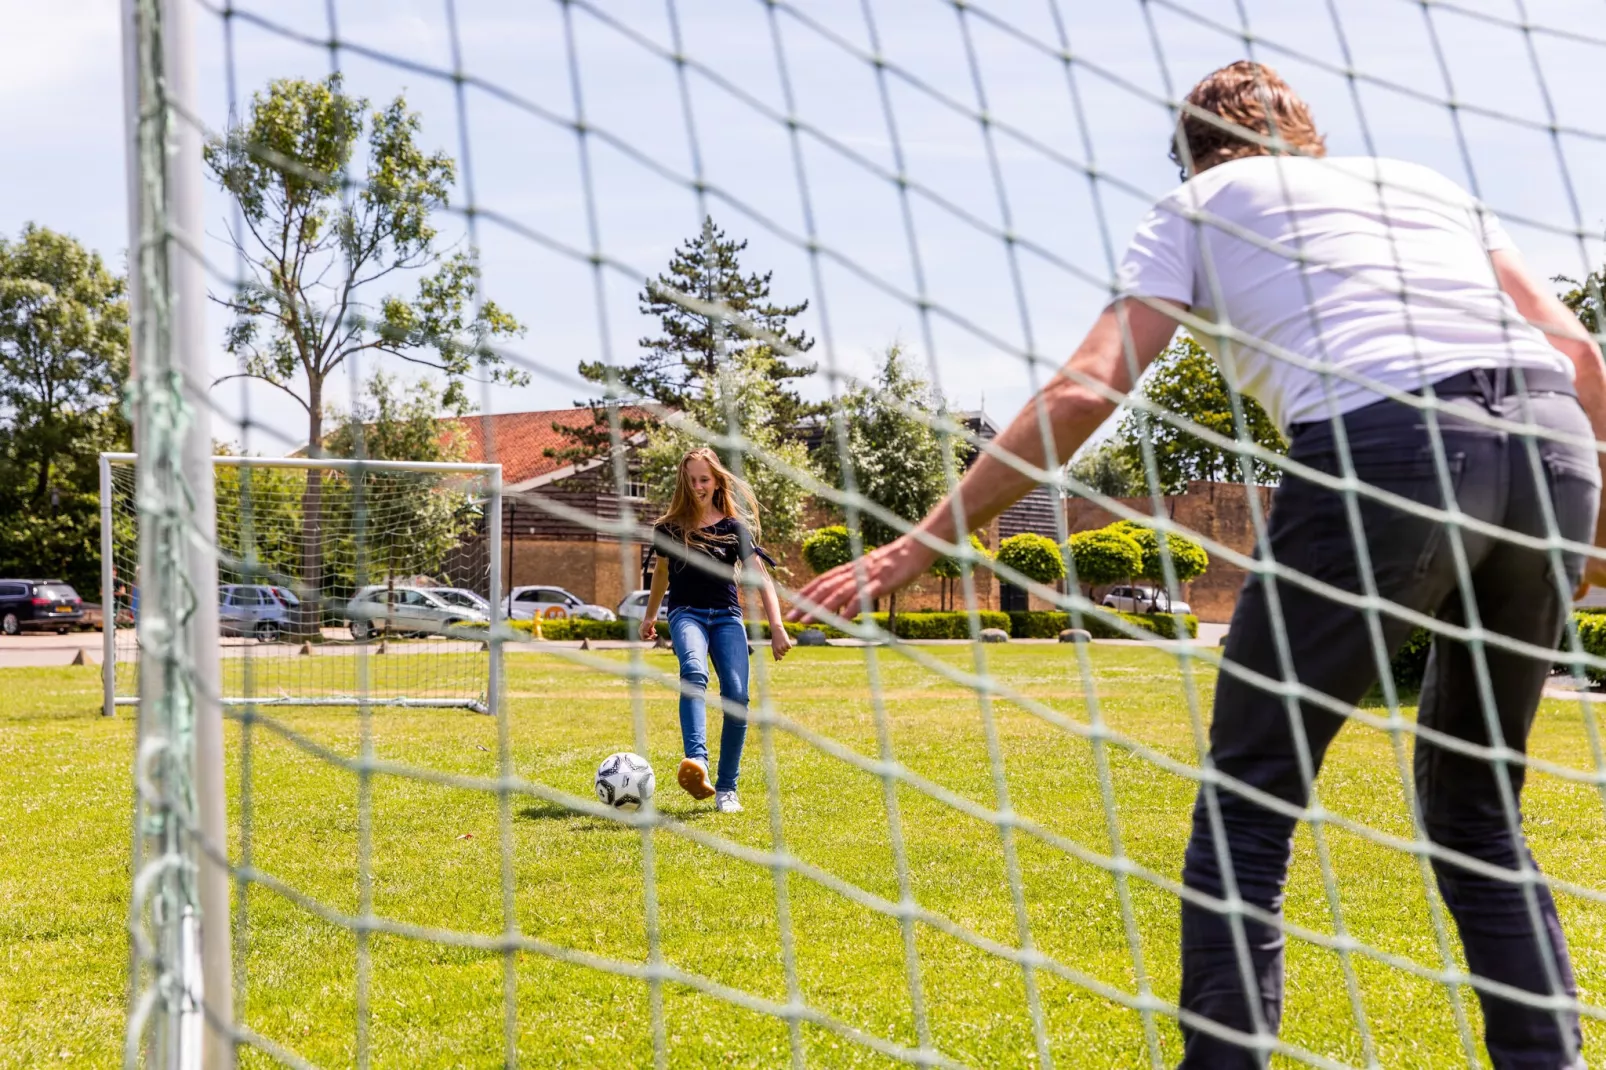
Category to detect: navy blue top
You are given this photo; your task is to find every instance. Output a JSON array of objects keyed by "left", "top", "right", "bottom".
[{"left": 653, "top": 517, "right": 775, "bottom": 612}]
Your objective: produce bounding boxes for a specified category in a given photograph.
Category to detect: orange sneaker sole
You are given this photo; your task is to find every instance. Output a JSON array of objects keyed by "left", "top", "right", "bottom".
[{"left": 678, "top": 758, "right": 715, "bottom": 800}]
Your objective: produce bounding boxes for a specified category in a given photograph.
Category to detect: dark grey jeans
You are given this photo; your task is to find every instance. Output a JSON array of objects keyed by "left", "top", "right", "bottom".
[{"left": 1180, "top": 383, "right": 1600, "bottom": 1069}]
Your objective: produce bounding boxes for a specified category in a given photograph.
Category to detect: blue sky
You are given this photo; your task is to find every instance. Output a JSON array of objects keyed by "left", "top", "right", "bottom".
[{"left": 5, "top": 0, "right": 1604, "bottom": 456}]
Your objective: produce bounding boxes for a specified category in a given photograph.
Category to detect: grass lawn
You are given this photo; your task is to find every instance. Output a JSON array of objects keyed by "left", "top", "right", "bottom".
[{"left": 3, "top": 644, "right": 1606, "bottom": 1067}]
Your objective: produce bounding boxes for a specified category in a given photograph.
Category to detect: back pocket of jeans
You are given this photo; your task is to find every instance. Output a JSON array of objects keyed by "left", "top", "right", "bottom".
[{"left": 1292, "top": 448, "right": 1467, "bottom": 587}]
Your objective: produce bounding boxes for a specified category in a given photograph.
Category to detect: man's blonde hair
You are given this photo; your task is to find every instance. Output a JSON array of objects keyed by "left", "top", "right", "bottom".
[{"left": 1170, "top": 61, "right": 1326, "bottom": 177}]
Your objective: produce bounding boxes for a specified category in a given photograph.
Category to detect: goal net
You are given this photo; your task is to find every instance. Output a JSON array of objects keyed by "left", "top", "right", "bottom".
[
  {"left": 101, "top": 453, "right": 501, "bottom": 713},
  {"left": 118, "top": 1, "right": 1606, "bottom": 1069}
]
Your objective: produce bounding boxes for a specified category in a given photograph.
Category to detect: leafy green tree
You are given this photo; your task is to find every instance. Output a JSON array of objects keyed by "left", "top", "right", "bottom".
[
  {"left": 1066, "top": 441, "right": 1143, "bottom": 499},
  {"left": 930, "top": 532, "right": 991, "bottom": 612},
  {"left": 0, "top": 225, "right": 129, "bottom": 596},
  {"left": 568, "top": 216, "right": 817, "bottom": 459},
  {"left": 320, "top": 374, "right": 477, "bottom": 597},
  {"left": 996, "top": 532, "right": 1067, "bottom": 598},
  {"left": 802, "top": 526, "right": 856, "bottom": 576},
  {"left": 1109, "top": 520, "right": 1209, "bottom": 590},
  {"left": 820, "top": 345, "right": 957, "bottom": 624},
  {"left": 206, "top": 74, "right": 524, "bottom": 618},
  {"left": 1113, "top": 337, "right": 1285, "bottom": 494},
  {"left": 640, "top": 343, "right": 815, "bottom": 546},
  {"left": 1067, "top": 528, "right": 1143, "bottom": 599},
  {"left": 1556, "top": 269, "right": 1603, "bottom": 337}
]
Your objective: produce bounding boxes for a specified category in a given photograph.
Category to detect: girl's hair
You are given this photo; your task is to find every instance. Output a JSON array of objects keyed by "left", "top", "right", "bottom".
[
  {"left": 1169, "top": 61, "right": 1326, "bottom": 178},
  {"left": 655, "top": 447, "right": 762, "bottom": 548}
]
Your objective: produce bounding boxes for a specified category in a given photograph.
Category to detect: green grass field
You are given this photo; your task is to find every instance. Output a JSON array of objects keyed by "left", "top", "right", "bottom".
[{"left": 4, "top": 645, "right": 1606, "bottom": 1068}]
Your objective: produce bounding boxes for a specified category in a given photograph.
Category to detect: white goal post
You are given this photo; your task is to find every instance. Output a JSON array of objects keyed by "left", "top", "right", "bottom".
[{"left": 100, "top": 452, "right": 505, "bottom": 717}]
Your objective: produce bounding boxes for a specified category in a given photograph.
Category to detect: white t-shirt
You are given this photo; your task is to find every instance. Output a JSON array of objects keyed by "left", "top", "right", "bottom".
[{"left": 1115, "top": 155, "right": 1569, "bottom": 431}]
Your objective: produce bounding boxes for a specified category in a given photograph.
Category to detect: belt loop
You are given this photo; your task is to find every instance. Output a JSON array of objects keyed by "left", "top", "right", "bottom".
[{"left": 1471, "top": 367, "right": 1493, "bottom": 407}]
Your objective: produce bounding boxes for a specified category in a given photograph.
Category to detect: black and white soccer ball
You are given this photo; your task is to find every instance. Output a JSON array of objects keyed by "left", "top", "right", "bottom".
[{"left": 595, "top": 752, "right": 655, "bottom": 812}]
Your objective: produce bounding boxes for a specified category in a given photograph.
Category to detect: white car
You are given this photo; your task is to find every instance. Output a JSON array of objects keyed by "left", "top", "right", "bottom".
[
  {"left": 617, "top": 589, "right": 668, "bottom": 623},
  {"left": 503, "top": 585, "right": 616, "bottom": 622},
  {"left": 344, "top": 585, "right": 490, "bottom": 640},
  {"left": 426, "top": 587, "right": 492, "bottom": 615},
  {"left": 1102, "top": 585, "right": 1192, "bottom": 616}
]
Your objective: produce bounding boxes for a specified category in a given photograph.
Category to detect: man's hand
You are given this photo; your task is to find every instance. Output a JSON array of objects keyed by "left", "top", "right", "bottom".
[
  {"left": 640, "top": 618, "right": 656, "bottom": 643},
  {"left": 770, "top": 628, "right": 794, "bottom": 662},
  {"left": 786, "top": 536, "right": 937, "bottom": 625}
]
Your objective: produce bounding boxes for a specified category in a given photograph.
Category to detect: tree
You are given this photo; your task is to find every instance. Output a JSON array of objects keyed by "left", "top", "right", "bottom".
[
  {"left": 207, "top": 74, "right": 524, "bottom": 623},
  {"left": 0, "top": 225, "right": 130, "bottom": 596},
  {"left": 1066, "top": 441, "right": 1144, "bottom": 499},
  {"left": 820, "top": 345, "right": 957, "bottom": 625},
  {"left": 996, "top": 532, "right": 1066, "bottom": 589},
  {"left": 1066, "top": 528, "right": 1143, "bottom": 599},
  {"left": 320, "top": 374, "right": 477, "bottom": 596},
  {"left": 568, "top": 216, "right": 817, "bottom": 458},
  {"left": 1113, "top": 337, "right": 1285, "bottom": 494},
  {"left": 639, "top": 343, "right": 815, "bottom": 547},
  {"left": 930, "top": 533, "right": 991, "bottom": 612},
  {"left": 1556, "top": 269, "right": 1603, "bottom": 337},
  {"left": 1109, "top": 520, "right": 1209, "bottom": 589},
  {"left": 802, "top": 525, "right": 856, "bottom": 576}
]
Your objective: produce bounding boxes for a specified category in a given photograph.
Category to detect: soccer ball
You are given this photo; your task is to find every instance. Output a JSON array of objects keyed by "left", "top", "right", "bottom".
[{"left": 595, "top": 752, "right": 654, "bottom": 812}]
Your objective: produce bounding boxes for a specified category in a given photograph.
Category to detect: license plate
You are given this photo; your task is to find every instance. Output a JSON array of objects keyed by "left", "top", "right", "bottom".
[{"left": 53, "top": 607, "right": 71, "bottom": 614}]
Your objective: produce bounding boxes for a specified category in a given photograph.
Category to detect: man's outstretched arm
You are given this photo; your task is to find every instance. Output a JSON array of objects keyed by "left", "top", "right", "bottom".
[
  {"left": 1490, "top": 248, "right": 1606, "bottom": 588},
  {"left": 788, "top": 298, "right": 1184, "bottom": 623}
]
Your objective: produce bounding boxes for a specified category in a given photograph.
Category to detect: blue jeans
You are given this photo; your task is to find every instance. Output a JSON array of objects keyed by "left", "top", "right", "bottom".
[
  {"left": 668, "top": 606, "right": 750, "bottom": 793},
  {"left": 1182, "top": 382, "right": 1597, "bottom": 1069}
]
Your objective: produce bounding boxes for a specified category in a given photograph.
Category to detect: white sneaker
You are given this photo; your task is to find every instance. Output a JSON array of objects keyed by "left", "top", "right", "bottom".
[
  {"left": 677, "top": 758, "right": 715, "bottom": 800},
  {"left": 715, "top": 791, "right": 743, "bottom": 813}
]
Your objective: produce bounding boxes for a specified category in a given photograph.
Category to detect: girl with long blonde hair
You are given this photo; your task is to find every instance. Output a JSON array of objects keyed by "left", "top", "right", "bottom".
[{"left": 642, "top": 447, "right": 792, "bottom": 812}]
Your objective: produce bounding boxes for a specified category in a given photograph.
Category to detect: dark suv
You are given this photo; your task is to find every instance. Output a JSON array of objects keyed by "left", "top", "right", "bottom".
[{"left": 0, "top": 579, "right": 84, "bottom": 635}]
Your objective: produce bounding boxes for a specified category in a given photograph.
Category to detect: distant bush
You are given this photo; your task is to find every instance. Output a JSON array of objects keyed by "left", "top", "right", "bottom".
[
  {"left": 1068, "top": 528, "right": 1143, "bottom": 589},
  {"left": 1007, "top": 609, "right": 1197, "bottom": 640},
  {"left": 801, "top": 526, "right": 857, "bottom": 575},
  {"left": 1573, "top": 613, "right": 1606, "bottom": 684},
  {"left": 996, "top": 532, "right": 1066, "bottom": 586}
]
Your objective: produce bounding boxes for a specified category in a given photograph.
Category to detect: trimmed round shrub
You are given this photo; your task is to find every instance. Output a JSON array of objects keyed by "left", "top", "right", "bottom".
[
  {"left": 801, "top": 525, "right": 856, "bottom": 575},
  {"left": 997, "top": 532, "right": 1066, "bottom": 586},
  {"left": 1067, "top": 528, "right": 1143, "bottom": 588},
  {"left": 1115, "top": 524, "right": 1210, "bottom": 584},
  {"left": 931, "top": 532, "right": 992, "bottom": 580}
]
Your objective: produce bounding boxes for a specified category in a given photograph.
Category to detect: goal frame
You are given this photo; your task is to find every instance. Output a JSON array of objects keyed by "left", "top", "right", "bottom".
[{"left": 100, "top": 451, "right": 506, "bottom": 718}]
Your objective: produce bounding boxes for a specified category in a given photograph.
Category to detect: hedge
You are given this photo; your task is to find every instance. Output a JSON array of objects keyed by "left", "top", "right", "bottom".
[
  {"left": 996, "top": 532, "right": 1066, "bottom": 586},
  {"left": 1007, "top": 609, "right": 1198, "bottom": 640}
]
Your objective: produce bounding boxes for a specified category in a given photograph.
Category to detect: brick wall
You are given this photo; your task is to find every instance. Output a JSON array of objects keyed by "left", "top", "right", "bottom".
[
  {"left": 501, "top": 538, "right": 647, "bottom": 611},
  {"left": 1063, "top": 481, "right": 1274, "bottom": 624}
]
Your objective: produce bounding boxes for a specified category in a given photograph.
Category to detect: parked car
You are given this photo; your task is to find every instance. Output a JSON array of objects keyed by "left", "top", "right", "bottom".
[
  {"left": 617, "top": 589, "right": 668, "bottom": 623},
  {"left": 426, "top": 587, "right": 492, "bottom": 615},
  {"left": 1101, "top": 585, "right": 1192, "bottom": 616},
  {"left": 344, "top": 585, "right": 490, "bottom": 640},
  {"left": 219, "top": 584, "right": 296, "bottom": 642},
  {"left": 0, "top": 579, "right": 84, "bottom": 635},
  {"left": 503, "top": 585, "right": 616, "bottom": 622}
]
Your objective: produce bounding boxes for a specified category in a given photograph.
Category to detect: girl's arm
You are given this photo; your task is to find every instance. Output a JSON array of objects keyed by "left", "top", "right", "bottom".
[
  {"left": 749, "top": 561, "right": 793, "bottom": 662},
  {"left": 640, "top": 557, "right": 670, "bottom": 641}
]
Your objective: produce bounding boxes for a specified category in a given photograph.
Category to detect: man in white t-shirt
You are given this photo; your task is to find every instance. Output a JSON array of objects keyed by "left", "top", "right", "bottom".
[{"left": 793, "top": 61, "right": 1605, "bottom": 1068}]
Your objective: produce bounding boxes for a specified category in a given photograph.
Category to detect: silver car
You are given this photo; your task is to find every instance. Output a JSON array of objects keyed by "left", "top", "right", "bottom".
[
  {"left": 503, "top": 585, "right": 616, "bottom": 622},
  {"left": 345, "top": 586, "right": 489, "bottom": 640},
  {"left": 617, "top": 589, "right": 668, "bottom": 623},
  {"left": 426, "top": 587, "right": 492, "bottom": 615},
  {"left": 1101, "top": 584, "right": 1192, "bottom": 616}
]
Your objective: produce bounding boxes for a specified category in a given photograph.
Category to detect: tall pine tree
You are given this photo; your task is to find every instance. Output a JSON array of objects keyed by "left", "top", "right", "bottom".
[{"left": 564, "top": 216, "right": 816, "bottom": 459}]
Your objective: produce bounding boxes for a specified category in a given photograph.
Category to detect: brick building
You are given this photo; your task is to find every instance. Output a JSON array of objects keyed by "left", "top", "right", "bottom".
[{"left": 447, "top": 407, "right": 656, "bottom": 611}]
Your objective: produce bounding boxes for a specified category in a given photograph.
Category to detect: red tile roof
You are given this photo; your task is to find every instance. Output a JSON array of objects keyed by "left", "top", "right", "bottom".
[{"left": 445, "top": 406, "right": 652, "bottom": 487}]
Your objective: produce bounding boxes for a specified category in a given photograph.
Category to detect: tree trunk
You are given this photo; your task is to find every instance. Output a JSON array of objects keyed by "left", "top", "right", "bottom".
[
  {"left": 298, "top": 391, "right": 324, "bottom": 638},
  {"left": 887, "top": 589, "right": 898, "bottom": 637}
]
